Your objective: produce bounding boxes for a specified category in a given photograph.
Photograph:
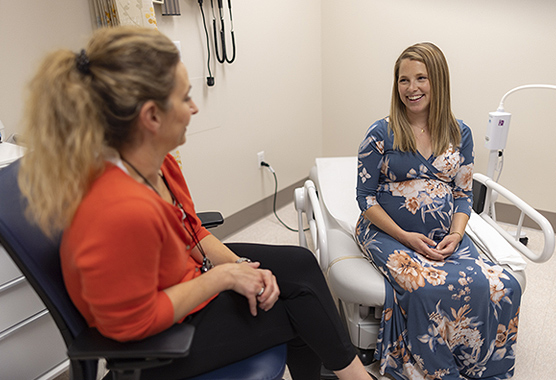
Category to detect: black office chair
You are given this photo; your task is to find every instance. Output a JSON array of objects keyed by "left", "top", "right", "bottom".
[{"left": 0, "top": 160, "right": 286, "bottom": 380}]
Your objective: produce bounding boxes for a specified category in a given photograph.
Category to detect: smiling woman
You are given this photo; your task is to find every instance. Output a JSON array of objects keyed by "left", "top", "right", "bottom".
[
  {"left": 355, "top": 42, "right": 523, "bottom": 380},
  {"left": 389, "top": 42, "right": 460, "bottom": 157},
  {"left": 397, "top": 59, "right": 431, "bottom": 124}
]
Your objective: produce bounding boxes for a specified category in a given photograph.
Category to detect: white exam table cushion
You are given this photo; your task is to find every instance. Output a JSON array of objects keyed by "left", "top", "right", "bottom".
[
  {"left": 316, "top": 157, "right": 386, "bottom": 306},
  {"left": 0, "top": 142, "right": 24, "bottom": 169},
  {"left": 316, "top": 157, "right": 360, "bottom": 236},
  {"left": 466, "top": 213, "right": 527, "bottom": 271}
]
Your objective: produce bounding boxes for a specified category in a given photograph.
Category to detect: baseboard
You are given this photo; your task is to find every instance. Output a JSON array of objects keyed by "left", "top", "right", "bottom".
[
  {"left": 495, "top": 202, "right": 556, "bottom": 231},
  {"left": 210, "top": 178, "right": 307, "bottom": 240}
]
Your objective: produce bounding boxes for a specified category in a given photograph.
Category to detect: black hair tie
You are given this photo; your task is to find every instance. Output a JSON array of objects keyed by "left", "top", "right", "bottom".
[{"left": 75, "top": 49, "right": 91, "bottom": 76}]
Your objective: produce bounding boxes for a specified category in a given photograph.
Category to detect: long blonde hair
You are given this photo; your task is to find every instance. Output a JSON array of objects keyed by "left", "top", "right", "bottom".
[
  {"left": 18, "top": 26, "right": 180, "bottom": 237},
  {"left": 389, "top": 42, "right": 460, "bottom": 155}
]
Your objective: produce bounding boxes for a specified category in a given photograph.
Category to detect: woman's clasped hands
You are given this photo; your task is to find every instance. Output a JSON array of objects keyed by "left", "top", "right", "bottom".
[
  {"left": 401, "top": 231, "right": 461, "bottom": 262},
  {"left": 222, "top": 261, "right": 280, "bottom": 316}
]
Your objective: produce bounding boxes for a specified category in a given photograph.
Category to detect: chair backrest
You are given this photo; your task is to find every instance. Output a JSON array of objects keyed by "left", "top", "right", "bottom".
[{"left": 0, "top": 160, "right": 89, "bottom": 346}]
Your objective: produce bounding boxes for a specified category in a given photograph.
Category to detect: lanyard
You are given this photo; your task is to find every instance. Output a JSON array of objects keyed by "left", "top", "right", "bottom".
[
  {"left": 121, "top": 156, "right": 214, "bottom": 272},
  {"left": 159, "top": 174, "right": 214, "bottom": 273}
]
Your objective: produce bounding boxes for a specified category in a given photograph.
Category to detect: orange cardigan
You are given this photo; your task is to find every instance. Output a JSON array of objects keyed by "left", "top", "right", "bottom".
[{"left": 60, "top": 155, "right": 213, "bottom": 341}]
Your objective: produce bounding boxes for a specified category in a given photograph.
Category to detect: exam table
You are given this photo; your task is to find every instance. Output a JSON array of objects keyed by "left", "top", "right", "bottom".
[{"left": 293, "top": 157, "right": 555, "bottom": 360}]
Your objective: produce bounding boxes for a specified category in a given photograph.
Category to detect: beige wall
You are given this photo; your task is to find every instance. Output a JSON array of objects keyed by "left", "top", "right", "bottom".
[
  {"left": 322, "top": 0, "right": 556, "bottom": 213},
  {"left": 155, "top": 1, "right": 323, "bottom": 216},
  {"left": 0, "top": 0, "right": 323, "bottom": 218},
  {"left": 0, "top": 1, "right": 93, "bottom": 141},
  {"left": 2, "top": 0, "right": 555, "bottom": 218}
]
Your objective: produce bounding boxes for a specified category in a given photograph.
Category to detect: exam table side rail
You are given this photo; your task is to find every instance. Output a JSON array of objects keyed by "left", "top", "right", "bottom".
[
  {"left": 473, "top": 173, "right": 555, "bottom": 264},
  {"left": 295, "top": 175, "right": 555, "bottom": 270},
  {"left": 294, "top": 180, "right": 329, "bottom": 271}
]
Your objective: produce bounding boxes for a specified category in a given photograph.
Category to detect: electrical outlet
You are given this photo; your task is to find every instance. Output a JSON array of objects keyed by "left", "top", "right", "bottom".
[{"left": 257, "top": 151, "right": 265, "bottom": 168}]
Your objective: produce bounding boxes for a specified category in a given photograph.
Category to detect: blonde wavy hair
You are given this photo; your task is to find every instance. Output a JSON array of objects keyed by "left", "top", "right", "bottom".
[
  {"left": 389, "top": 42, "right": 460, "bottom": 156},
  {"left": 18, "top": 26, "right": 180, "bottom": 237}
]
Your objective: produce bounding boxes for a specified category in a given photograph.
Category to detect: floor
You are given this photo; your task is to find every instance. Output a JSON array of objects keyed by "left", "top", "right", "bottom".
[
  {"left": 224, "top": 203, "right": 556, "bottom": 380},
  {"left": 54, "top": 202, "right": 556, "bottom": 380}
]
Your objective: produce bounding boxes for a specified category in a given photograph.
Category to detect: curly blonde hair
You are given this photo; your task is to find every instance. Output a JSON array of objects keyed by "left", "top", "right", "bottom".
[
  {"left": 389, "top": 42, "right": 461, "bottom": 156},
  {"left": 18, "top": 26, "right": 180, "bottom": 237}
]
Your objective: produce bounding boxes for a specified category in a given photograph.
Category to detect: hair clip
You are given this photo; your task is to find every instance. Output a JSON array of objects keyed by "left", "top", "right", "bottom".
[{"left": 75, "top": 49, "right": 91, "bottom": 76}]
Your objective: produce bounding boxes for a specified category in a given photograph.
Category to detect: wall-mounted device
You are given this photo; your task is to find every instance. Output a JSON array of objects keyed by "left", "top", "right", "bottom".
[
  {"left": 197, "top": 0, "right": 237, "bottom": 86},
  {"left": 485, "top": 84, "right": 556, "bottom": 180},
  {"left": 212, "top": 0, "right": 236, "bottom": 64},
  {"left": 197, "top": 0, "right": 215, "bottom": 86},
  {"left": 485, "top": 111, "right": 511, "bottom": 151}
]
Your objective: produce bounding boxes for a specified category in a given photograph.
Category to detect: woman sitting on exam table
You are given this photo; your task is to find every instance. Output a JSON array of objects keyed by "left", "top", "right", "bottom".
[
  {"left": 17, "top": 26, "right": 373, "bottom": 380},
  {"left": 355, "top": 42, "right": 521, "bottom": 380}
]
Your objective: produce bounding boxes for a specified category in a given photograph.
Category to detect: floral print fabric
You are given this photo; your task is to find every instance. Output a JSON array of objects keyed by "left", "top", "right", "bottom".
[{"left": 355, "top": 118, "right": 521, "bottom": 380}]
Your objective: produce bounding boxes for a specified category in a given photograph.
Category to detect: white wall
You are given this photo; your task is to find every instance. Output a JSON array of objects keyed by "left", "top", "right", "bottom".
[
  {"left": 156, "top": 0, "right": 322, "bottom": 216},
  {"left": 322, "top": 0, "right": 556, "bottom": 213},
  {"left": 2, "top": 0, "right": 555, "bottom": 218},
  {"left": 0, "top": 1, "right": 93, "bottom": 140},
  {"left": 0, "top": 0, "right": 322, "bottom": 218}
]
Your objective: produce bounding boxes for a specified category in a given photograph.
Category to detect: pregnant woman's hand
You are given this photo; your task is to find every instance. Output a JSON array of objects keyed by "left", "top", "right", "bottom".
[{"left": 401, "top": 232, "right": 445, "bottom": 261}]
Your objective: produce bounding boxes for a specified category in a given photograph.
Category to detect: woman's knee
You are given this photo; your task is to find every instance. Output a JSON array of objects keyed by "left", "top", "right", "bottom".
[
  {"left": 234, "top": 243, "right": 318, "bottom": 270},
  {"left": 278, "top": 246, "right": 322, "bottom": 278}
]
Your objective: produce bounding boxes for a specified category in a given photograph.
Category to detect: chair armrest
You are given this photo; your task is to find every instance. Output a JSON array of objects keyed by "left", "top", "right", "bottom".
[
  {"left": 67, "top": 323, "right": 195, "bottom": 361},
  {"left": 197, "top": 211, "right": 224, "bottom": 229}
]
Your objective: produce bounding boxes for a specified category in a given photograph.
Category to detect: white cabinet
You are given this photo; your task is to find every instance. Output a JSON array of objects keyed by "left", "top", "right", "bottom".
[
  {"left": 0, "top": 144, "right": 69, "bottom": 379},
  {"left": 0, "top": 245, "right": 69, "bottom": 379}
]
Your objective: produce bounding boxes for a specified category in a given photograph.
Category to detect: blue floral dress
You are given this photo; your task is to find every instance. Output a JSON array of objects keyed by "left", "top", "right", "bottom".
[{"left": 355, "top": 118, "right": 521, "bottom": 380}]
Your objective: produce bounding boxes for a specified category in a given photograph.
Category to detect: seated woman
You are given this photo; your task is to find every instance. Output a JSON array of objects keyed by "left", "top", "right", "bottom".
[
  {"left": 355, "top": 42, "right": 521, "bottom": 380},
  {"left": 18, "top": 26, "right": 372, "bottom": 380}
]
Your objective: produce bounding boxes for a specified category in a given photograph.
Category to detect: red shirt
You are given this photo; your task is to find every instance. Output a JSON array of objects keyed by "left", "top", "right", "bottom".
[{"left": 60, "top": 155, "right": 213, "bottom": 341}]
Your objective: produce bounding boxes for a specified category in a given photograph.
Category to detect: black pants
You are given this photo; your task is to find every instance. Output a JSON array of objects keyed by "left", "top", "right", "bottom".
[{"left": 141, "top": 243, "right": 356, "bottom": 379}]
